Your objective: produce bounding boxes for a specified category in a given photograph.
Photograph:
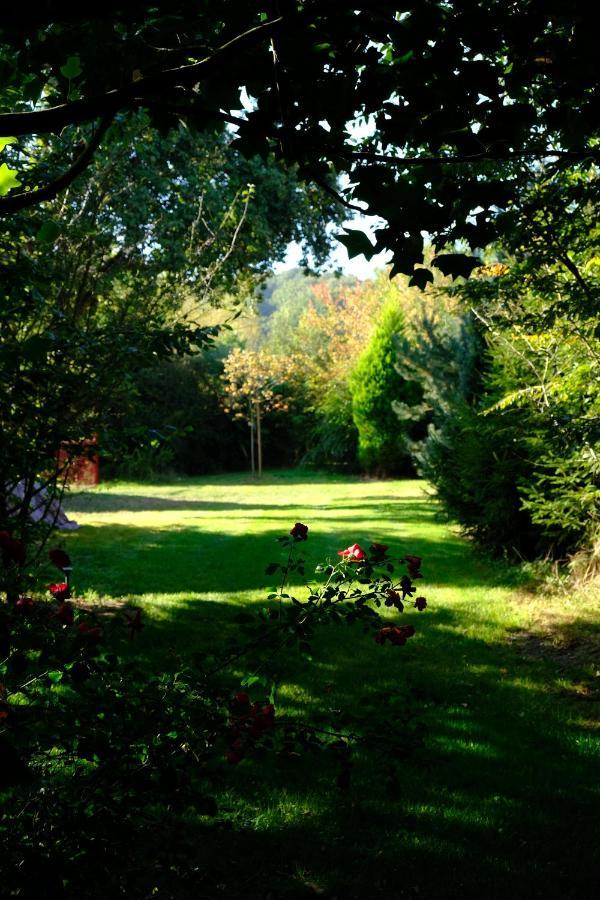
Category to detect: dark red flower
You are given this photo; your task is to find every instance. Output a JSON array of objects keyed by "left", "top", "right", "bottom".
[
  {"left": 48, "top": 582, "right": 70, "bottom": 601},
  {"left": 125, "top": 608, "right": 143, "bottom": 641},
  {"left": 249, "top": 701, "right": 276, "bottom": 735},
  {"left": 403, "top": 554, "right": 422, "bottom": 578},
  {"left": 234, "top": 692, "right": 249, "bottom": 706},
  {"left": 226, "top": 749, "right": 243, "bottom": 764},
  {"left": 49, "top": 548, "right": 71, "bottom": 571},
  {"left": 403, "top": 555, "right": 422, "bottom": 569},
  {"left": 78, "top": 621, "right": 102, "bottom": 641},
  {"left": 374, "top": 624, "right": 416, "bottom": 647},
  {"left": 15, "top": 596, "right": 35, "bottom": 614},
  {"left": 290, "top": 522, "right": 309, "bottom": 541},
  {"left": 369, "top": 542, "right": 388, "bottom": 556},
  {"left": 0, "top": 531, "right": 26, "bottom": 566},
  {"left": 415, "top": 597, "right": 427, "bottom": 611},
  {"left": 261, "top": 703, "right": 275, "bottom": 725},
  {"left": 55, "top": 601, "right": 74, "bottom": 625},
  {"left": 338, "top": 543, "right": 366, "bottom": 562}
]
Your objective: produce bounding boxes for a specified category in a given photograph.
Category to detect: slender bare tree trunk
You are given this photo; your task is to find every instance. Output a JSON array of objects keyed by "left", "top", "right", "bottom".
[
  {"left": 248, "top": 399, "right": 255, "bottom": 475},
  {"left": 255, "top": 401, "right": 262, "bottom": 477}
]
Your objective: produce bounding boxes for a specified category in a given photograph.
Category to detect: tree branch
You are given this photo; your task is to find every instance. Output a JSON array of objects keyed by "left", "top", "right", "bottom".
[
  {"left": 345, "top": 148, "right": 600, "bottom": 167},
  {"left": 0, "top": 116, "right": 113, "bottom": 216},
  {"left": 0, "top": 17, "right": 283, "bottom": 136},
  {"left": 312, "top": 176, "right": 366, "bottom": 213}
]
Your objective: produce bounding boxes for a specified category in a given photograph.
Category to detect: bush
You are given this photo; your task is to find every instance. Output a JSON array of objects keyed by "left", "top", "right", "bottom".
[
  {"left": 1, "top": 529, "right": 429, "bottom": 898},
  {"left": 107, "top": 352, "right": 247, "bottom": 478}
]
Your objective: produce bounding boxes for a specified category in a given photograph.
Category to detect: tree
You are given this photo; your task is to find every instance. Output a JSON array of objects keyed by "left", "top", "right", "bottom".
[
  {"left": 392, "top": 167, "right": 600, "bottom": 558},
  {"left": 222, "top": 347, "right": 302, "bottom": 475},
  {"left": 350, "top": 301, "right": 421, "bottom": 476},
  {"left": 0, "top": 113, "right": 340, "bottom": 554},
  {"left": 1, "top": 2, "right": 599, "bottom": 282}
]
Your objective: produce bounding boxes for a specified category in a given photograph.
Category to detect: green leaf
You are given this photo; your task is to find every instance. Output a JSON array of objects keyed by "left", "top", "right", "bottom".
[
  {"left": 48, "top": 670, "right": 63, "bottom": 684},
  {"left": 0, "top": 136, "right": 17, "bottom": 153},
  {"left": 36, "top": 220, "right": 61, "bottom": 243},
  {"left": 240, "top": 674, "right": 264, "bottom": 687},
  {"left": 60, "top": 56, "right": 82, "bottom": 80},
  {"left": 337, "top": 228, "right": 375, "bottom": 260},
  {"left": 0, "top": 162, "right": 21, "bottom": 196}
]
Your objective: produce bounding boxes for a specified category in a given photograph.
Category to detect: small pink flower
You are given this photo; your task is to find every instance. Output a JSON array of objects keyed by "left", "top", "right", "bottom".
[{"left": 338, "top": 543, "right": 366, "bottom": 561}]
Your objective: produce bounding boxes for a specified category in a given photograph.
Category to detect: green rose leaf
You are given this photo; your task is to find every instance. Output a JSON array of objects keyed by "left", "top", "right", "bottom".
[{"left": 60, "top": 56, "right": 82, "bottom": 79}]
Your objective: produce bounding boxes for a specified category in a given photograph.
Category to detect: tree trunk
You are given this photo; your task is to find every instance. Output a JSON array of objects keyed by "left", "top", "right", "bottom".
[
  {"left": 249, "top": 399, "right": 255, "bottom": 475},
  {"left": 256, "top": 401, "right": 262, "bottom": 477}
]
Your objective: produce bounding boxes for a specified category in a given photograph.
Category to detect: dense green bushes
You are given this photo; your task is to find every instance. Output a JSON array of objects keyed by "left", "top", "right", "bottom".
[
  {"left": 395, "top": 269, "right": 599, "bottom": 560},
  {"left": 106, "top": 353, "right": 247, "bottom": 478}
]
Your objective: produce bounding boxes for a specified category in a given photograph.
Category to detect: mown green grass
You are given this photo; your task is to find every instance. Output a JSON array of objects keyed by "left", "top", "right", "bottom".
[{"left": 64, "top": 470, "right": 599, "bottom": 899}]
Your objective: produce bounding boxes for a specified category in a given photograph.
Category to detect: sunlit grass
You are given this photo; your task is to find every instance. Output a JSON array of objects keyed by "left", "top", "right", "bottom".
[{"left": 62, "top": 469, "right": 600, "bottom": 899}]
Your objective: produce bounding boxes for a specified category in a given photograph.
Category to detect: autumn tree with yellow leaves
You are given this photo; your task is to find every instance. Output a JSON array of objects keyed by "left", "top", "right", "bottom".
[{"left": 222, "top": 348, "right": 303, "bottom": 475}]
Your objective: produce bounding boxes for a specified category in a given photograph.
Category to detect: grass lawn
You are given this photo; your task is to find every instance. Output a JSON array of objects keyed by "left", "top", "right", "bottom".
[{"left": 63, "top": 469, "right": 599, "bottom": 899}]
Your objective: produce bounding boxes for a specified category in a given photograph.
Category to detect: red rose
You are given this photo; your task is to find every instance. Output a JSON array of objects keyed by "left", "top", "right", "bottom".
[
  {"left": 290, "top": 522, "right": 309, "bottom": 541},
  {"left": 338, "top": 543, "right": 366, "bottom": 561},
  {"left": 249, "top": 702, "right": 276, "bottom": 735},
  {"left": 261, "top": 703, "right": 275, "bottom": 726},
  {"left": 403, "top": 554, "right": 422, "bottom": 578},
  {"left": 48, "top": 582, "right": 70, "bottom": 601},
  {"left": 226, "top": 749, "right": 243, "bottom": 764},
  {"left": 369, "top": 542, "right": 388, "bottom": 555},
  {"left": 49, "top": 548, "right": 72, "bottom": 571},
  {"left": 374, "top": 624, "right": 416, "bottom": 646},
  {"left": 15, "top": 596, "right": 35, "bottom": 614},
  {"left": 78, "top": 621, "right": 102, "bottom": 641},
  {"left": 403, "top": 555, "right": 422, "bottom": 569},
  {"left": 234, "top": 692, "right": 249, "bottom": 706},
  {"left": 0, "top": 531, "right": 26, "bottom": 566},
  {"left": 415, "top": 597, "right": 427, "bottom": 611},
  {"left": 55, "top": 601, "right": 74, "bottom": 625}
]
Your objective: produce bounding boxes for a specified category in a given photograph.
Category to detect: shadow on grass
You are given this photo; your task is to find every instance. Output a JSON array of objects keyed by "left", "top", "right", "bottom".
[
  {"left": 68, "top": 522, "right": 513, "bottom": 596},
  {"left": 65, "top": 491, "right": 436, "bottom": 516},
  {"left": 95, "top": 593, "right": 599, "bottom": 900}
]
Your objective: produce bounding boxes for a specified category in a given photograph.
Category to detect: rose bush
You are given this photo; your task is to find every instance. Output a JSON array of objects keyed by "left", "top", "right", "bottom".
[{"left": 0, "top": 527, "right": 428, "bottom": 897}]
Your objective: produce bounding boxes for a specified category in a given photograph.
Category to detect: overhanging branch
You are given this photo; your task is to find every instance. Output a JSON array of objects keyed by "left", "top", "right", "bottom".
[
  {"left": 0, "top": 16, "right": 283, "bottom": 136},
  {"left": 0, "top": 116, "right": 113, "bottom": 215},
  {"left": 346, "top": 148, "right": 600, "bottom": 166}
]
